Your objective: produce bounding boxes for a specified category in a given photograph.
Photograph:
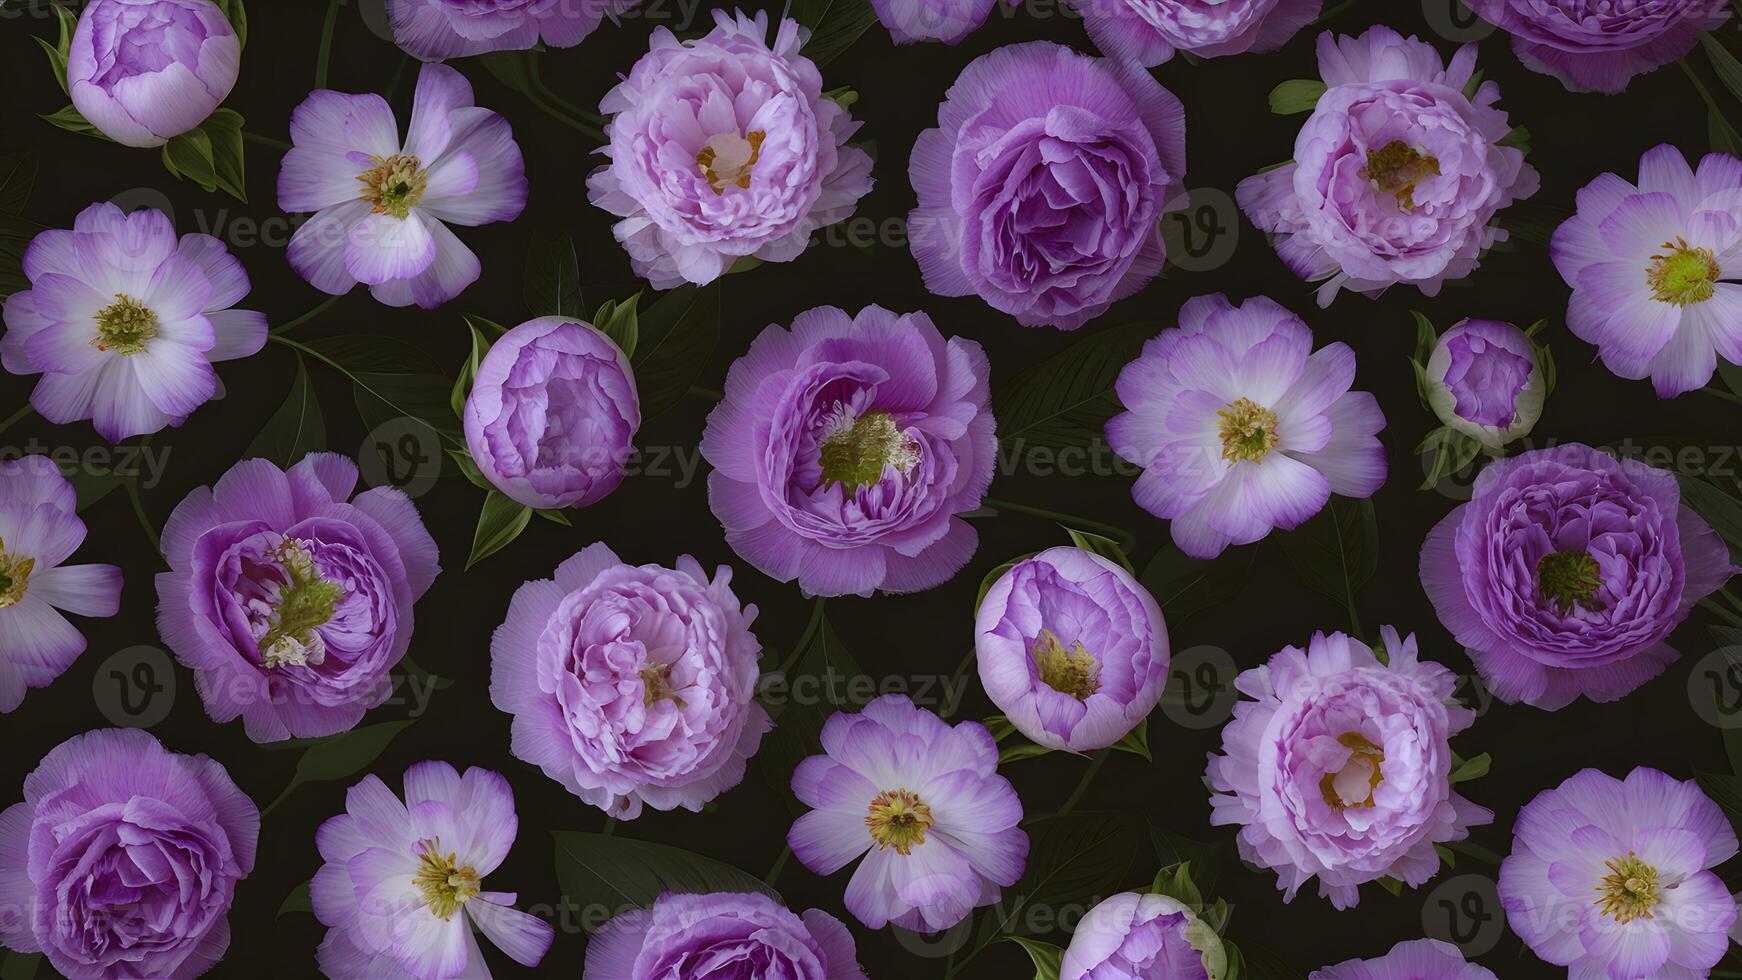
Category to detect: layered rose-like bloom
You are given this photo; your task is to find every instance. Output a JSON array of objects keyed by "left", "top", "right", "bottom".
[
  {"left": 155, "top": 454, "right": 440, "bottom": 742},
  {"left": 701, "top": 305, "right": 994, "bottom": 597},
  {"left": 1467, "top": 0, "right": 1729, "bottom": 93},
  {"left": 1422, "top": 444, "right": 1734, "bottom": 709},
  {"left": 871, "top": 0, "right": 1007, "bottom": 44},
  {"left": 1061, "top": 892, "right": 1226, "bottom": 980},
  {"left": 586, "top": 10, "right": 873, "bottom": 289},
  {"left": 1499, "top": 767, "right": 1737, "bottom": 977},
  {"left": 1423, "top": 318, "right": 1546, "bottom": 451},
  {"left": 908, "top": 42, "right": 1186, "bottom": 330},
  {"left": 1106, "top": 294, "right": 1386, "bottom": 560},
  {"left": 585, "top": 891, "right": 867, "bottom": 979},
  {"left": 67, "top": 0, "right": 240, "bottom": 147},
  {"left": 1237, "top": 27, "right": 1538, "bottom": 307},
  {"left": 788, "top": 694, "right": 1027, "bottom": 932},
  {"left": 1206, "top": 628, "right": 1490, "bottom": 909},
  {"left": 462, "top": 316, "right": 640, "bottom": 510},
  {"left": 490, "top": 542, "right": 769, "bottom": 819},
  {"left": 1071, "top": 0, "right": 1321, "bottom": 67},
  {"left": 0, "top": 729, "right": 257, "bottom": 980},
  {"left": 1551, "top": 144, "right": 1742, "bottom": 397},
  {"left": 312, "top": 761, "right": 555, "bottom": 979},
  {"left": 1310, "top": 939, "right": 1496, "bottom": 979},
  {"left": 0, "top": 456, "right": 122, "bottom": 713},
  {"left": 386, "top": 0, "right": 635, "bottom": 61},
  {"left": 976, "top": 546, "right": 1168, "bottom": 752},
  {"left": 279, "top": 63, "right": 527, "bottom": 309},
  {"left": 1, "top": 203, "right": 267, "bottom": 442}
]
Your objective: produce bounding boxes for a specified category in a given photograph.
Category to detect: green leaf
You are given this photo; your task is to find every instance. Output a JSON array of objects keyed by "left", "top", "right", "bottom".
[
  {"left": 1138, "top": 545, "right": 1257, "bottom": 627},
  {"left": 476, "top": 48, "right": 539, "bottom": 94},
  {"left": 1377, "top": 876, "right": 1403, "bottom": 896},
  {"left": 1435, "top": 843, "right": 1457, "bottom": 868},
  {"left": 1268, "top": 79, "right": 1327, "bottom": 114},
  {"left": 245, "top": 355, "right": 325, "bottom": 468},
  {"left": 523, "top": 229, "right": 583, "bottom": 319},
  {"left": 995, "top": 320, "right": 1156, "bottom": 458},
  {"left": 1712, "top": 104, "right": 1742, "bottom": 157},
  {"left": 1703, "top": 33, "right": 1742, "bottom": 104},
  {"left": 293, "top": 719, "right": 418, "bottom": 782},
  {"left": 793, "top": 0, "right": 879, "bottom": 68},
  {"left": 40, "top": 104, "right": 111, "bottom": 140},
  {"left": 1149, "top": 861, "right": 1203, "bottom": 909},
  {"left": 1150, "top": 825, "right": 1221, "bottom": 897},
  {"left": 161, "top": 110, "right": 248, "bottom": 202},
  {"left": 1448, "top": 752, "right": 1491, "bottom": 784},
  {"left": 593, "top": 292, "right": 642, "bottom": 360},
  {"left": 301, "top": 334, "right": 460, "bottom": 443},
  {"left": 1497, "top": 125, "right": 1531, "bottom": 154},
  {"left": 1110, "top": 716, "right": 1151, "bottom": 762},
  {"left": 1503, "top": 202, "right": 1572, "bottom": 249},
  {"left": 1679, "top": 474, "right": 1742, "bottom": 555},
  {"left": 451, "top": 316, "right": 500, "bottom": 419},
  {"left": 757, "top": 614, "right": 866, "bottom": 811},
  {"left": 1410, "top": 310, "right": 1438, "bottom": 364},
  {"left": 213, "top": 0, "right": 249, "bottom": 47},
  {"left": 39, "top": 1, "right": 77, "bottom": 95},
  {"left": 552, "top": 831, "right": 778, "bottom": 922},
  {"left": 631, "top": 282, "right": 720, "bottom": 420},
  {"left": 1003, "top": 937, "right": 1065, "bottom": 980},
  {"left": 0, "top": 151, "right": 38, "bottom": 215},
  {"left": 1461, "top": 68, "right": 1486, "bottom": 101},
  {"left": 276, "top": 879, "right": 311, "bottom": 918},
  {"left": 447, "top": 449, "right": 493, "bottom": 491},
  {"left": 1064, "top": 527, "right": 1135, "bottom": 576},
  {"left": 999, "top": 740, "right": 1056, "bottom": 764},
  {"left": 975, "top": 811, "right": 1143, "bottom": 947},
  {"left": 1696, "top": 770, "right": 1742, "bottom": 817},
  {"left": 1278, "top": 497, "right": 1378, "bottom": 635},
  {"left": 467, "top": 490, "right": 533, "bottom": 569},
  {"left": 302, "top": 333, "right": 444, "bottom": 374},
  {"left": 1720, "top": 360, "right": 1742, "bottom": 399},
  {"left": 982, "top": 714, "right": 1016, "bottom": 742},
  {"left": 1416, "top": 427, "right": 1484, "bottom": 491}
]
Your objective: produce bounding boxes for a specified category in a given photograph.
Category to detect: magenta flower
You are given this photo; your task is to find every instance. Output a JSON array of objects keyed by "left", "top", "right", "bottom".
[
  {"left": 1552, "top": 144, "right": 1742, "bottom": 397},
  {"left": 1071, "top": 0, "right": 1321, "bottom": 67},
  {"left": 1310, "top": 939, "right": 1496, "bottom": 979},
  {"left": 0, "top": 728, "right": 257, "bottom": 980},
  {"left": 312, "top": 761, "right": 555, "bottom": 979},
  {"left": 155, "top": 454, "right": 440, "bottom": 742},
  {"left": 1106, "top": 294, "right": 1386, "bottom": 560},
  {"left": 1061, "top": 892, "right": 1226, "bottom": 980},
  {"left": 1499, "top": 767, "right": 1737, "bottom": 978},
  {"left": 1467, "top": 0, "right": 1729, "bottom": 93},
  {"left": 1423, "top": 318, "right": 1546, "bottom": 451},
  {"left": 586, "top": 10, "right": 873, "bottom": 289},
  {"left": 462, "top": 316, "right": 640, "bottom": 510},
  {"left": 0, "top": 456, "right": 122, "bottom": 713},
  {"left": 1, "top": 203, "right": 267, "bottom": 442},
  {"left": 976, "top": 546, "right": 1168, "bottom": 752},
  {"left": 908, "top": 41, "right": 1185, "bottom": 330},
  {"left": 787, "top": 694, "right": 1027, "bottom": 932},
  {"left": 490, "top": 543, "right": 769, "bottom": 819},
  {"left": 1206, "top": 628, "right": 1491, "bottom": 909},
  {"left": 279, "top": 63, "right": 527, "bottom": 309},
  {"left": 871, "top": 0, "right": 1007, "bottom": 43},
  {"left": 386, "top": 0, "right": 636, "bottom": 61},
  {"left": 585, "top": 892, "right": 867, "bottom": 979},
  {"left": 701, "top": 304, "right": 994, "bottom": 597},
  {"left": 1237, "top": 27, "right": 1538, "bottom": 307},
  {"left": 68, "top": 0, "right": 240, "bottom": 147}
]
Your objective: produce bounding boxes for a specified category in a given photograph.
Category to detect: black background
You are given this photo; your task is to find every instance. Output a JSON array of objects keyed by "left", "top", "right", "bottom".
[{"left": 1, "top": 0, "right": 1738, "bottom": 976}]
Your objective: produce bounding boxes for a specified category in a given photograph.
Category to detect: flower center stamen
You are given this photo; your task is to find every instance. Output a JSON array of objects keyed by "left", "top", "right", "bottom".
[
  {"left": 1595, "top": 853, "right": 1660, "bottom": 924},
  {"left": 1537, "top": 549, "right": 1603, "bottom": 615},
  {"left": 817, "top": 407, "right": 919, "bottom": 491},
  {"left": 1320, "top": 732, "right": 1385, "bottom": 809},
  {"left": 1363, "top": 140, "right": 1441, "bottom": 211},
  {"left": 92, "top": 294, "right": 158, "bottom": 356},
  {"left": 1033, "top": 628, "right": 1098, "bottom": 700},
  {"left": 866, "top": 789, "right": 934, "bottom": 855},
  {"left": 259, "top": 541, "right": 343, "bottom": 669},
  {"left": 357, "top": 153, "right": 428, "bottom": 219},
  {"left": 1217, "top": 397, "right": 1280, "bottom": 464},
  {"left": 1646, "top": 237, "right": 1720, "bottom": 306},
  {"left": 696, "top": 131, "right": 766, "bottom": 194},
  {"left": 0, "top": 537, "right": 33, "bottom": 609},
  {"left": 413, "top": 838, "right": 480, "bottom": 921},
  {"left": 640, "top": 662, "right": 684, "bottom": 708}
]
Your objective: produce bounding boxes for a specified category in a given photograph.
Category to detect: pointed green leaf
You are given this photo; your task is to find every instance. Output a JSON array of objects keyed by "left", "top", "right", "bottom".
[
  {"left": 245, "top": 355, "right": 325, "bottom": 468},
  {"left": 1268, "top": 79, "right": 1326, "bottom": 114},
  {"left": 524, "top": 229, "right": 583, "bottom": 319},
  {"left": 467, "top": 490, "right": 533, "bottom": 568},
  {"left": 552, "top": 831, "right": 778, "bottom": 921},
  {"left": 1003, "top": 937, "right": 1064, "bottom": 980},
  {"left": 995, "top": 320, "right": 1157, "bottom": 457}
]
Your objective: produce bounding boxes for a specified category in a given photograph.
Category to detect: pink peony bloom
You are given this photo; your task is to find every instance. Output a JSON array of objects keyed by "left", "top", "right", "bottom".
[
  {"left": 1071, "top": 0, "right": 1322, "bottom": 67},
  {"left": 386, "top": 0, "right": 636, "bottom": 61}
]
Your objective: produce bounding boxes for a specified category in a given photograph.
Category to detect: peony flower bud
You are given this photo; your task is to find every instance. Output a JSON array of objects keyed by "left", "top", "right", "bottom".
[
  {"left": 68, "top": 0, "right": 241, "bottom": 148},
  {"left": 1423, "top": 318, "right": 1546, "bottom": 452}
]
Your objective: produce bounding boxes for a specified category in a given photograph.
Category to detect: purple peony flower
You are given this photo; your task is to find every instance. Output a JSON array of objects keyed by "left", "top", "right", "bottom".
[
  {"left": 462, "top": 316, "right": 640, "bottom": 511},
  {"left": 1309, "top": 939, "right": 1496, "bottom": 979},
  {"left": 279, "top": 63, "right": 527, "bottom": 309},
  {"left": 312, "top": 761, "right": 555, "bottom": 979},
  {"left": 386, "top": 0, "right": 636, "bottom": 61},
  {"left": 0, "top": 728, "right": 257, "bottom": 980},
  {"left": 908, "top": 41, "right": 1186, "bottom": 330},
  {"left": 1499, "top": 767, "right": 1737, "bottom": 978},
  {"left": 1061, "top": 892, "right": 1226, "bottom": 980},
  {"left": 586, "top": 10, "right": 873, "bottom": 289},
  {"left": 1070, "top": 0, "right": 1322, "bottom": 67},
  {"left": 871, "top": 0, "right": 1007, "bottom": 43},
  {"left": 1422, "top": 443, "right": 1735, "bottom": 709},
  {"left": 584, "top": 891, "right": 867, "bottom": 979},
  {"left": 1551, "top": 144, "right": 1742, "bottom": 397},
  {"left": 67, "top": 0, "right": 240, "bottom": 147},
  {"left": 1467, "top": 0, "right": 1729, "bottom": 94},
  {"left": 976, "top": 546, "right": 1168, "bottom": 752},
  {"left": 155, "top": 454, "right": 440, "bottom": 742},
  {"left": 701, "top": 304, "right": 994, "bottom": 597},
  {"left": 1106, "top": 294, "right": 1387, "bottom": 560},
  {"left": 1206, "top": 628, "right": 1491, "bottom": 909},
  {"left": 0, "top": 455, "right": 122, "bottom": 713},
  {"left": 1, "top": 203, "right": 267, "bottom": 442},
  {"left": 1424, "top": 318, "right": 1546, "bottom": 451},
  {"left": 1236, "top": 26, "right": 1538, "bottom": 307},
  {"left": 787, "top": 694, "right": 1027, "bottom": 932},
  {"left": 490, "top": 542, "right": 769, "bottom": 819}
]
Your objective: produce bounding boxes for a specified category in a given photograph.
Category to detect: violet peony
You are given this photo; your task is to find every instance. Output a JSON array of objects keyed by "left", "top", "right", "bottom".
[
  {"left": 1310, "top": 939, "right": 1496, "bottom": 979},
  {"left": 1422, "top": 318, "right": 1547, "bottom": 452},
  {"left": 67, "top": 0, "right": 240, "bottom": 147},
  {"left": 386, "top": 0, "right": 636, "bottom": 61},
  {"left": 1061, "top": 891, "right": 1226, "bottom": 980},
  {"left": 584, "top": 891, "right": 867, "bottom": 979},
  {"left": 1071, "top": 0, "right": 1322, "bottom": 67},
  {"left": 1466, "top": 0, "right": 1729, "bottom": 94}
]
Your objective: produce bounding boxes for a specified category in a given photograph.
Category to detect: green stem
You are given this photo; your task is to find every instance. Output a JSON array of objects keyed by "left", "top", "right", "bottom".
[
  {"left": 260, "top": 779, "right": 301, "bottom": 817},
  {"left": 243, "top": 131, "right": 292, "bottom": 152},
  {"left": 777, "top": 597, "right": 827, "bottom": 676},
  {"left": 0, "top": 404, "right": 34, "bottom": 438},
  {"left": 601, "top": 817, "right": 617, "bottom": 837},
  {"left": 764, "top": 845, "right": 791, "bottom": 886},
  {"left": 1702, "top": 384, "right": 1742, "bottom": 408},
  {"left": 1024, "top": 749, "right": 1110, "bottom": 826},
  {"left": 386, "top": 53, "right": 412, "bottom": 104},
  {"left": 1681, "top": 58, "right": 1742, "bottom": 145},
  {"left": 314, "top": 0, "right": 348, "bottom": 90},
  {"left": 524, "top": 88, "right": 607, "bottom": 143},
  {"left": 271, "top": 295, "right": 341, "bottom": 336},
  {"left": 979, "top": 498, "right": 1137, "bottom": 552},
  {"left": 535, "top": 79, "right": 607, "bottom": 128}
]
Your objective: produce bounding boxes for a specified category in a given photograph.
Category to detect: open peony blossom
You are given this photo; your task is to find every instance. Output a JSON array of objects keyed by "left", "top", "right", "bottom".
[
  {"left": 587, "top": 10, "right": 873, "bottom": 288},
  {"left": 701, "top": 304, "right": 995, "bottom": 597},
  {"left": 585, "top": 891, "right": 868, "bottom": 979},
  {"left": 871, "top": 0, "right": 1008, "bottom": 43},
  {"left": 0, "top": 455, "right": 123, "bottom": 713},
  {"left": 976, "top": 546, "right": 1168, "bottom": 752},
  {"left": 1237, "top": 26, "right": 1538, "bottom": 307},
  {"left": 279, "top": 62, "right": 527, "bottom": 309},
  {"left": 155, "top": 454, "right": 440, "bottom": 742},
  {"left": 788, "top": 694, "right": 1027, "bottom": 932},
  {"left": 1467, "top": 0, "right": 1729, "bottom": 93},
  {"left": 312, "top": 761, "right": 555, "bottom": 979},
  {"left": 1552, "top": 144, "right": 1742, "bottom": 397},
  {"left": 1499, "top": 767, "right": 1737, "bottom": 978},
  {"left": 1206, "top": 628, "right": 1491, "bottom": 909},
  {"left": 386, "top": 0, "right": 636, "bottom": 61},
  {"left": 1310, "top": 939, "right": 1496, "bottom": 979},
  {"left": 67, "top": 0, "right": 241, "bottom": 147},
  {"left": 1061, "top": 892, "right": 1226, "bottom": 980},
  {"left": 1106, "top": 294, "right": 1386, "bottom": 560},
  {"left": 1, "top": 203, "right": 268, "bottom": 442},
  {"left": 1423, "top": 318, "right": 1547, "bottom": 452},
  {"left": 1070, "top": 0, "right": 1321, "bottom": 67},
  {"left": 908, "top": 41, "right": 1185, "bottom": 330},
  {"left": 1422, "top": 443, "right": 1734, "bottom": 709},
  {"left": 0, "top": 728, "right": 257, "bottom": 980},
  {"left": 490, "top": 542, "right": 769, "bottom": 819}
]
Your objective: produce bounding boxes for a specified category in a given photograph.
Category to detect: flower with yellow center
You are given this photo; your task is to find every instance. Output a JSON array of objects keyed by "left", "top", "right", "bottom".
[
  {"left": 358, "top": 153, "right": 429, "bottom": 219},
  {"left": 640, "top": 661, "right": 684, "bottom": 708},
  {"left": 1217, "top": 397, "right": 1280, "bottom": 464},
  {"left": 1364, "top": 140, "right": 1441, "bottom": 212},
  {"left": 1320, "top": 732, "right": 1385, "bottom": 810},
  {"left": 413, "top": 839, "right": 481, "bottom": 921},
  {"left": 1646, "top": 237, "right": 1720, "bottom": 306},
  {"left": 259, "top": 541, "right": 344, "bottom": 669},
  {"left": 1033, "top": 628, "right": 1098, "bottom": 701},
  {"left": 91, "top": 294, "right": 159, "bottom": 356},
  {"left": 696, "top": 131, "right": 766, "bottom": 194},
  {"left": 0, "top": 537, "right": 33, "bottom": 609},
  {"left": 1537, "top": 549, "right": 1602, "bottom": 615},
  {"left": 866, "top": 788, "right": 934, "bottom": 856},
  {"left": 817, "top": 407, "right": 920, "bottom": 492},
  {"left": 1595, "top": 852, "right": 1660, "bottom": 924}
]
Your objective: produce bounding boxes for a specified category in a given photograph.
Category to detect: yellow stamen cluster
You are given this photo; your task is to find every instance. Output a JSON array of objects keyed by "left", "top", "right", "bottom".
[
  {"left": 1364, "top": 140, "right": 1441, "bottom": 211},
  {"left": 1646, "top": 237, "right": 1720, "bottom": 306},
  {"left": 414, "top": 839, "right": 480, "bottom": 921},
  {"left": 1595, "top": 853, "right": 1660, "bottom": 924},
  {"left": 866, "top": 789, "right": 934, "bottom": 855},
  {"left": 0, "top": 537, "right": 33, "bottom": 609},
  {"left": 92, "top": 294, "right": 158, "bottom": 356},
  {"left": 358, "top": 154, "right": 428, "bottom": 218},
  {"left": 1217, "top": 397, "right": 1280, "bottom": 464},
  {"left": 696, "top": 130, "right": 766, "bottom": 194},
  {"left": 1033, "top": 628, "right": 1099, "bottom": 701},
  {"left": 1320, "top": 732, "right": 1386, "bottom": 810}
]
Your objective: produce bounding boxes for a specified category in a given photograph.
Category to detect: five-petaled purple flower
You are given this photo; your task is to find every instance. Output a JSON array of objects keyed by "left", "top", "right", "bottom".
[
  {"left": 67, "top": 0, "right": 241, "bottom": 147},
  {"left": 585, "top": 891, "right": 868, "bottom": 979},
  {"left": 1466, "top": 0, "right": 1729, "bottom": 94}
]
